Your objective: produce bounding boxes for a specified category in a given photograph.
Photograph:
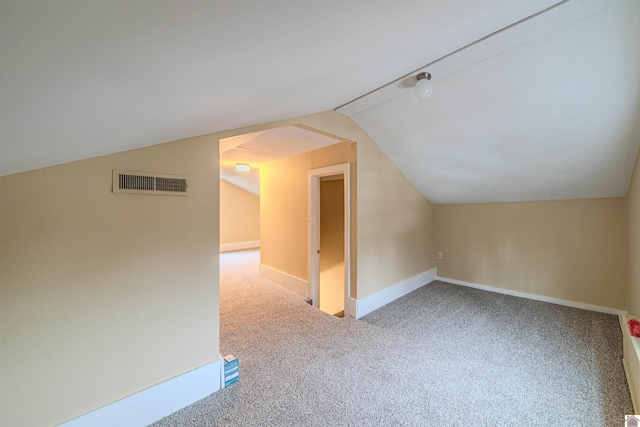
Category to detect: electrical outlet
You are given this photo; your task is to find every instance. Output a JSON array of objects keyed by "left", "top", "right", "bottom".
[{"left": 437, "top": 252, "right": 443, "bottom": 260}]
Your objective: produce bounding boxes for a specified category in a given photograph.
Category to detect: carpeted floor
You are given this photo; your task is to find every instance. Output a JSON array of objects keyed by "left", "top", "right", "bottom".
[{"left": 152, "top": 249, "right": 633, "bottom": 426}]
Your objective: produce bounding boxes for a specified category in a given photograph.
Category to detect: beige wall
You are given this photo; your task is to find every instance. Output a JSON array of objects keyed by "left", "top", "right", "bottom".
[
  {"left": 629, "top": 148, "right": 640, "bottom": 315},
  {"left": 1, "top": 110, "right": 437, "bottom": 425},
  {"left": 231, "top": 111, "right": 435, "bottom": 299},
  {"left": 260, "top": 142, "right": 356, "bottom": 284},
  {"left": 356, "top": 131, "right": 436, "bottom": 298},
  {"left": 0, "top": 134, "right": 219, "bottom": 426},
  {"left": 435, "top": 199, "right": 628, "bottom": 310},
  {"left": 320, "top": 179, "right": 345, "bottom": 270},
  {"left": 220, "top": 179, "right": 260, "bottom": 245}
]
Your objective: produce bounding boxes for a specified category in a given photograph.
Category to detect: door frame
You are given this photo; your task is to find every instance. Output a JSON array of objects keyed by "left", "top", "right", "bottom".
[{"left": 308, "top": 163, "right": 351, "bottom": 318}]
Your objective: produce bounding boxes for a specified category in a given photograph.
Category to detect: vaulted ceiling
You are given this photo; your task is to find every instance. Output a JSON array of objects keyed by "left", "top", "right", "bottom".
[
  {"left": 2, "top": 0, "right": 639, "bottom": 204},
  {"left": 343, "top": 0, "right": 640, "bottom": 204}
]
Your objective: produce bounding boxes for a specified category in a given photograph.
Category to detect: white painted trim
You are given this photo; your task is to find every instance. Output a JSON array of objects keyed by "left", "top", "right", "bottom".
[
  {"left": 622, "top": 358, "right": 638, "bottom": 414},
  {"left": 436, "top": 276, "right": 626, "bottom": 315},
  {"left": 220, "top": 240, "right": 260, "bottom": 253},
  {"left": 348, "top": 298, "right": 357, "bottom": 319},
  {"left": 620, "top": 314, "right": 640, "bottom": 414},
  {"left": 60, "top": 359, "right": 223, "bottom": 427},
  {"left": 619, "top": 313, "right": 629, "bottom": 338},
  {"left": 259, "top": 264, "right": 308, "bottom": 297},
  {"left": 308, "top": 163, "right": 351, "bottom": 318},
  {"left": 353, "top": 268, "right": 437, "bottom": 319}
]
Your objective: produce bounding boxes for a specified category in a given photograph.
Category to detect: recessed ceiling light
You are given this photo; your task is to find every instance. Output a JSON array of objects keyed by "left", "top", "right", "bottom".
[{"left": 235, "top": 163, "right": 250, "bottom": 172}]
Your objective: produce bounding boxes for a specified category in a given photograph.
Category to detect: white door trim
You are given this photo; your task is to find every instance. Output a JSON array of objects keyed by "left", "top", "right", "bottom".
[{"left": 308, "top": 163, "right": 351, "bottom": 318}]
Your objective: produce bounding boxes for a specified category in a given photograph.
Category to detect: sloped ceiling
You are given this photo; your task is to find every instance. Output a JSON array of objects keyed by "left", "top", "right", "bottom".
[
  {"left": 220, "top": 126, "right": 343, "bottom": 195},
  {"left": 2, "top": 0, "right": 559, "bottom": 177},
  {"left": 2, "top": 0, "right": 639, "bottom": 206},
  {"left": 345, "top": 0, "right": 640, "bottom": 204}
]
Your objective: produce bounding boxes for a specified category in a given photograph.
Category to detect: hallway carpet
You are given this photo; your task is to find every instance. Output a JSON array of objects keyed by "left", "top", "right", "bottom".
[{"left": 152, "top": 249, "right": 633, "bottom": 426}]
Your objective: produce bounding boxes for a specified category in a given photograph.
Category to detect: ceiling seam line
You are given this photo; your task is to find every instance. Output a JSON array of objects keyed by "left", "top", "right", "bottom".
[{"left": 334, "top": 0, "right": 570, "bottom": 111}]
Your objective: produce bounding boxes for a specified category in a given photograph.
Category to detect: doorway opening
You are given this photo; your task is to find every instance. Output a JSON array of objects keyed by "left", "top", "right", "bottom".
[
  {"left": 219, "top": 125, "right": 354, "bottom": 326},
  {"left": 308, "top": 163, "right": 351, "bottom": 318}
]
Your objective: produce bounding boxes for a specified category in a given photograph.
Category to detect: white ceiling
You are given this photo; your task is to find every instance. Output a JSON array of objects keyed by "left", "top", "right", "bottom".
[
  {"left": 347, "top": 0, "right": 640, "bottom": 204},
  {"left": 2, "top": 0, "right": 639, "bottom": 206},
  {"left": 2, "top": 0, "right": 560, "bottom": 177},
  {"left": 220, "top": 126, "right": 343, "bottom": 195}
]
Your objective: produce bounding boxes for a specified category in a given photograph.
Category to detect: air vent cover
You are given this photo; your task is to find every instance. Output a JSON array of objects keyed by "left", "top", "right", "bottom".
[{"left": 112, "top": 170, "right": 191, "bottom": 196}]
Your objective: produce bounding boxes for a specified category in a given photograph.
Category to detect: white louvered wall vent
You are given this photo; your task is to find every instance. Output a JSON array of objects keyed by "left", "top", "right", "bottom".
[{"left": 112, "top": 170, "right": 191, "bottom": 196}]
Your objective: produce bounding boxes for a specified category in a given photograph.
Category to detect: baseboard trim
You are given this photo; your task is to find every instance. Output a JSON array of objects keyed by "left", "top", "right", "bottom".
[
  {"left": 60, "top": 359, "right": 222, "bottom": 427},
  {"left": 259, "top": 264, "right": 308, "bottom": 297},
  {"left": 353, "top": 268, "right": 437, "bottom": 319},
  {"left": 622, "top": 357, "right": 638, "bottom": 414},
  {"left": 620, "top": 314, "right": 640, "bottom": 414},
  {"left": 348, "top": 297, "right": 357, "bottom": 319},
  {"left": 436, "top": 276, "right": 626, "bottom": 315},
  {"left": 220, "top": 240, "right": 260, "bottom": 253}
]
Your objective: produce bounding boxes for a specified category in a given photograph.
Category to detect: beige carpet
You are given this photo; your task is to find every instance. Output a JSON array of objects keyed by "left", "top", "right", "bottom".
[{"left": 152, "top": 249, "right": 633, "bottom": 426}]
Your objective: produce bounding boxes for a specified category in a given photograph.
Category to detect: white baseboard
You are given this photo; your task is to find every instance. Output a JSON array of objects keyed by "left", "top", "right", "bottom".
[
  {"left": 259, "top": 264, "right": 308, "bottom": 297},
  {"left": 348, "top": 297, "right": 357, "bottom": 319},
  {"left": 436, "top": 276, "right": 626, "bottom": 315},
  {"left": 622, "top": 358, "right": 638, "bottom": 414},
  {"left": 620, "top": 314, "right": 640, "bottom": 414},
  {"left": 60, "top": 359, "right": 223, "bottom": 427},
  {"left": 220, "top": 240, "right": 260, "bottom": 253},
  {"left": 352, "top": 268, "right": 437, "bottom": 319}
]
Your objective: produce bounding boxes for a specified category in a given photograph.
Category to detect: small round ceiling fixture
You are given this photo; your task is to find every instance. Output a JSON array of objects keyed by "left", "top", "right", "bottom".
[
  {"left": 415, "top": 72, "right": 433, "bottom": 99},
  {"left": 235, "top": 163, "right": 250, "bottom": 172}
]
